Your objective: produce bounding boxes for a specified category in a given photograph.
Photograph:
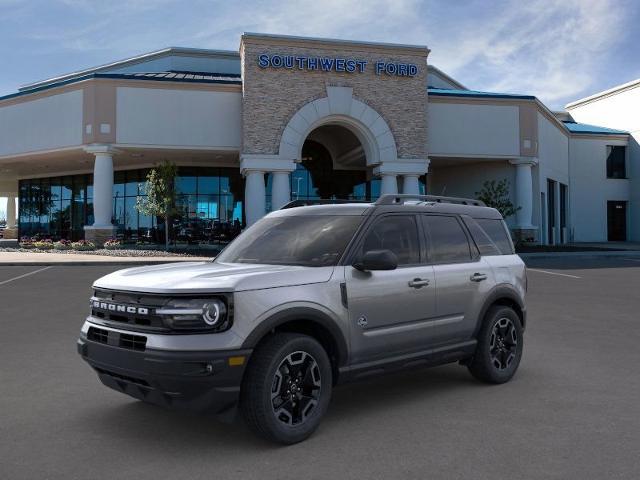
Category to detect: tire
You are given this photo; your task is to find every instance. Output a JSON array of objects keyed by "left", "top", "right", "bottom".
[
  {"left": 240, "top": 333, "right": 332, "bottom": 444},
  {"left": 468, "top": 306, "right": 523, "bottom": 384}
]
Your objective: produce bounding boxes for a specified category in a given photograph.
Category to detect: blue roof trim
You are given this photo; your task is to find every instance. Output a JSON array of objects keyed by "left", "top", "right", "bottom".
[
  {"left": 562, "top": 121, "right": 628, "bottom": 135},
  {"left": 428, "top": 87, "right": 536, "bottom": 100},
  {"left": 0, "top": 72, "right": 242, "bottom": 102}
]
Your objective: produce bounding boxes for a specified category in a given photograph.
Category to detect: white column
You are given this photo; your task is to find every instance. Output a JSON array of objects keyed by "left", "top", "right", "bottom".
[
  {"left": 510, "top": 158, "right": 537, "bottom": 229},
  {"left": 402, "top": 174, "right": 420, "bottom": 195},
  {"left": 91, "top": 151, "right": 115, "bottom": 227},
  {"left": 380, "top": 174, "right": 398, "bottom": 195},
  {"left": 6, "top": 195, "right": 16, "bottom": 229},
  {"left": 271, "top": 171, "right": 291, "bottom": 210},
  {"left": 244, "top": 170, "right": 266, "bottom": 226}
]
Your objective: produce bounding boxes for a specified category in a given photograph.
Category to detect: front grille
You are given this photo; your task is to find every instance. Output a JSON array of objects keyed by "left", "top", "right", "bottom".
[
  {"left": 91, "top": 289, "right": 169, "bottom": 331},
  {"left": 86, "top": 326, "right": 147, "bottom": 352},
  {"left": 87, "top": 326, "right": 108, "bottom": 344},
  {"left": 119, "top": 333, "right": 147, "bottom": 351}
]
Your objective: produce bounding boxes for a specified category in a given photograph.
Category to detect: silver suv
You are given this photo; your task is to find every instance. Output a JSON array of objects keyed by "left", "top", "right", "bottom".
[{"left": 78, "top": 194, "right": 527, "bottom": 444}]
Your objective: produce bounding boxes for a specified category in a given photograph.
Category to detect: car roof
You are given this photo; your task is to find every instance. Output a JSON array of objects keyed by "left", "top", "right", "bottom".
[{"left": 268, "top": 199, "right": 503, "bottom": 220}]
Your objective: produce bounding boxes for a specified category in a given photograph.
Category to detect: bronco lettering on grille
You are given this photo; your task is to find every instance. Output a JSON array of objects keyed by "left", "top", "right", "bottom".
[{"left": 91, "top": 299, "right": 149, "bottom": 315}]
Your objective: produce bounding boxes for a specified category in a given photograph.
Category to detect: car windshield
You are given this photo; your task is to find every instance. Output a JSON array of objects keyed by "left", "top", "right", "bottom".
[{"left": 215, "top": 215, "right": 363, "bottom": 267}]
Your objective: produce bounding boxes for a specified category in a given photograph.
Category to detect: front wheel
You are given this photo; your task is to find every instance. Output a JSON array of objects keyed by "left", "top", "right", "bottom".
[
  {"left": 468, "top": 306, "right": 523, "bottom": 384},
  {"left": 240, "top": 333, "right": 332, "bottom": 444}
]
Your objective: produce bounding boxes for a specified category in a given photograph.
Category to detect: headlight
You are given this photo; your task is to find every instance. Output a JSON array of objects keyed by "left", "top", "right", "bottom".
[{"left": 156, "top": 298, "right": 230, "bottom": 332}]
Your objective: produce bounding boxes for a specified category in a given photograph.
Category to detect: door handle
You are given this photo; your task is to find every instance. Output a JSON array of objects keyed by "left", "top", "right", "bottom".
[
  {"left": 470, "top": 273, "right": 488, "bottom": 282},
  {"left": 408, "top": 278, "right": 430, "bottom": 288}
]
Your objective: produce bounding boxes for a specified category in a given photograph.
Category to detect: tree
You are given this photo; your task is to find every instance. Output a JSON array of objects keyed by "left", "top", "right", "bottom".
[
  {"left": 475, "top": 179, "right": 520, "bottom": 219},
  {"left": 136, "top": 161, "right": 178, "bottom": 250}
]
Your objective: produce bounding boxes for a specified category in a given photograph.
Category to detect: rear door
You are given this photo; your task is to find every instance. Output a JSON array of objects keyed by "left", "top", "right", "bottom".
[
  {"left": 345, "top": 214, "right": 436, "bottom": 363},
  {"left": 421, "top": 214, "right": 493, "bottom": 345}
]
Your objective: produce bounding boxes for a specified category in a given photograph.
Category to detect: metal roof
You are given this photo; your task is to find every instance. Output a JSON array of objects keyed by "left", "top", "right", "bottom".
[
  {"left": 562, "top": 121, "right": 628, "bottom": 135},
  {"left": 0, "top": 71, "right": 241, "bottom": 103},
  {"left": 19, "top": 47, "right": 240, "bottom": 92},
  {"left": 109, "top": 71, "right": 241, "bottom": 82},
  {"left": 428, "top": 87, "right": 535, "bottom": 100}
]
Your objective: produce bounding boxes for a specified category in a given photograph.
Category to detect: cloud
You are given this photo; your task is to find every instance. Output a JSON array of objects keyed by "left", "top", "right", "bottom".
[{"left": 1, "top": 0, "right": 636, "bottom": 108}]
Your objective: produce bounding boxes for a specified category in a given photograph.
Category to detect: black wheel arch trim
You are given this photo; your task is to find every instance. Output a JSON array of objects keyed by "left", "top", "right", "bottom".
[
  {"left": 476, "top": 285, "right": 526, "bottom": 335},
  {"left": 241, "top": 307, "right": 349, "bottom": 368}
]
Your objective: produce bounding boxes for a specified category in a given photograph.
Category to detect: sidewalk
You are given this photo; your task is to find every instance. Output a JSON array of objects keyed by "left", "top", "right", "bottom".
[
  {"left": 0, "top": 251, "right": 211, "bottom": 266},
  {"left": 519, "top": 250, "right": 640, "bottom": 259}
]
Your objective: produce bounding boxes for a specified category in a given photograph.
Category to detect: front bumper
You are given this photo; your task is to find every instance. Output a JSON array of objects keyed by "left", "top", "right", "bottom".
[{"left": 77, "top": 325, "right": 251, "bottom": 415}]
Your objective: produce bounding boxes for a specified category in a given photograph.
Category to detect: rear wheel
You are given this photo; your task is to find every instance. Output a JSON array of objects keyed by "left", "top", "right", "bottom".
[
  {"left": 240, "top": 333, "right": 332, "bottom": 444},
  {"left": 468, "top": 306, "right": 523, "bottom": 384}
]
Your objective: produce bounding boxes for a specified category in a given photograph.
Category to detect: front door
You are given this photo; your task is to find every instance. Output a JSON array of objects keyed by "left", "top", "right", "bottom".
[
  {"left": 346, "top": 214, "right": 436, "bottom": 363},
  {"left": 607, "top": 201, "right": 627, "bottom": 241}
]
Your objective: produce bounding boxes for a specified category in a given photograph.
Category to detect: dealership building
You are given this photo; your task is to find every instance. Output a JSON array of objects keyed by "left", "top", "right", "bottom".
[{"left": 0, "top": 33, "right": 636, "bottom": 246}]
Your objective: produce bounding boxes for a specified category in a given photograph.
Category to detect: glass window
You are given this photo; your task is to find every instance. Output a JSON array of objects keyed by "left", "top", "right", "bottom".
[
  {"left": 475, "top": 218, "right": 514, "bottom": 255},
  {"left": 113, "top": 171, "right": 125, "bottom": 198},
  {"left": 198, "top": 174, "right": 219, "bottom": 195},
  {"left": 61, "top": 177, "right": 73, "bottom": 200},
  {"left": 361, "top": 215, "right": 420, "bottom": 265},
  {"left": 125, "top": 171, "right": 139, "bottom": 196},
  {"left": 176, "top": 175, "right": 197, "bottom": 194},
  {"left": 463, "top": 217, "right": 500, "bottom": 256},
  {"left": 217, "top": 215, "right": 362, "bottom": 267},
  {"left": 423, "top": 215, "right": 472, "bottom": 263},
  {"left": 606, "top": 146, "right": 626, "bottom": 179}
]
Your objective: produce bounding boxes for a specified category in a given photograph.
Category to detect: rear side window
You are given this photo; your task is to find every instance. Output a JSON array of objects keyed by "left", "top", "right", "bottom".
[
  {"left": 475, "top": 218, "right": 514, "bottom": 254},
  {"left": 422, "top": 215, "right": 472, "bottom": 264},
  {"left": 463, "top": 217, "right": 501, "bottom": 256},
  {"left": 360, "top": 215, "right": 420, "bottom": 265}
]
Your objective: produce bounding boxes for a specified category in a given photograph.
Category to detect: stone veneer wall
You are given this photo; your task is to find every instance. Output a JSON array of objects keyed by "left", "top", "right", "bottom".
[{"left": 240, "top": 36, "right": 429, "bottom": 160}]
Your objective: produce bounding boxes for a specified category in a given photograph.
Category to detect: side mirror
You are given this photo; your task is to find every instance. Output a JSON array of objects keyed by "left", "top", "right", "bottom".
[{"left": 353, "top": 249, "right": 398, "bottom": 272}]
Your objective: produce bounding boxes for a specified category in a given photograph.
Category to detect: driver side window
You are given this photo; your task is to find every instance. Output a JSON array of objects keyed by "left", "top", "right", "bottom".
[{"left": 360, "top": 215, "right": 420, "bottom": 266}]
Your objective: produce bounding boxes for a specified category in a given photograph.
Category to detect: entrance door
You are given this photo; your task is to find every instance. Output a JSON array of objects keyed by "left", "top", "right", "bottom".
[
  {"left": 346, "top": 214, "right": 436, "bottom": 363},
  {"left": 547, "top": 179, "right": 556, "bottom": 244},
  {"left": 607, "top": 201, "right": 627, "bottom": 241}
]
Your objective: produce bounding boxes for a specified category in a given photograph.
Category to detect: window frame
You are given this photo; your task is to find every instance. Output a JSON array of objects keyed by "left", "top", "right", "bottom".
[
  {"left": 344, "top": 212, "right": 425, "bottom": 268},
  {"left": 420, "top": 213, "right": 480, "bottom": 265},
  {"left": 606, "top": 145, "right": 627, "bottom": 180}
]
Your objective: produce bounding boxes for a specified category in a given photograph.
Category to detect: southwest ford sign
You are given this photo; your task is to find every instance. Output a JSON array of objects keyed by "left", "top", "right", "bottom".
[{"left": 257, "top": 54, "right": 418, "bottom": 77}]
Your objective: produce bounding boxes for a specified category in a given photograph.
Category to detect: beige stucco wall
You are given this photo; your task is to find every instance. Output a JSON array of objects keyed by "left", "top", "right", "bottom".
[{"left": 240, "top": 35, "right": 429, "bottom": 160}]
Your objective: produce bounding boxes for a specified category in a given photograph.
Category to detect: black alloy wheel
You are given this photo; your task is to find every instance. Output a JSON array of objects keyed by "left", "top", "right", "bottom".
[
  {"left": 467, "top": 305, "right": 523, "bottom": 384},
  {"left": 489, "top": 317, "right": 518, "bottom": 370},
  {"left": 241, "top": 333, "right": 332, "bottom": 444},
  {"left": 271, "top": 351, "right": 322, "bottom": 426}
]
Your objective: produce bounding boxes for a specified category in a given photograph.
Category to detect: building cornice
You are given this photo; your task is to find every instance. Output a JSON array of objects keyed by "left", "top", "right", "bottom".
[
  {"left": 565, "top": 78, "right": 640, "bottom": 110},
  {"left": 0, "top": 74, "right": 241, "bottom": 107},
  {"left": 241, "top": 32, "right": 430, "bottom": 56}
]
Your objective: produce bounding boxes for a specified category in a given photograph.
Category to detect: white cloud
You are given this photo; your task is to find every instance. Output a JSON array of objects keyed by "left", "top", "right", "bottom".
[{"left": 3, "top": 0, "right": 634, "bottom": 108}]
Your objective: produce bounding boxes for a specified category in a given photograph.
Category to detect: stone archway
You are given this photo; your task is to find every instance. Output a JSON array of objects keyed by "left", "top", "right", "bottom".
[{"left": 278, "top": 86, "right": 398, "bottom": 166}]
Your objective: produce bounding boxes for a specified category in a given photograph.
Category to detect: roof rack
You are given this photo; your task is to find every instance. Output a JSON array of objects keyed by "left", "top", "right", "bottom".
[
  {"left": 375, "top": 194, "right": 486, "bottom": 207},
  {"left": 280, "top": 199, "right": 370, "bottom": 209}
]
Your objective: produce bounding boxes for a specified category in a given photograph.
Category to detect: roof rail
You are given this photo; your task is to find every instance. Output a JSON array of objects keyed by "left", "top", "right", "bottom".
[
  {"left": 375, "top": 194, "right": 486, "bottom": 207},
  {"left": 280, "top": 199, "right": 370, "bottom": 209}
]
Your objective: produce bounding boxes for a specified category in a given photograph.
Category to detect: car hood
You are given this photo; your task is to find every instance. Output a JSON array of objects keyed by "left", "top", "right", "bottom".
[{"left": 93, "top": 261, "right": 335, "bottom": 294}]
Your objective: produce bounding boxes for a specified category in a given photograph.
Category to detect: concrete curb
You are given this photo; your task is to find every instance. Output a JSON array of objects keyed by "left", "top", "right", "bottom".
[
  {"left": 519, "top": 250, "right": 640, "bottom": 259},
  {"left": 0, "top": 260, "right": 211, "bottom": 266}
]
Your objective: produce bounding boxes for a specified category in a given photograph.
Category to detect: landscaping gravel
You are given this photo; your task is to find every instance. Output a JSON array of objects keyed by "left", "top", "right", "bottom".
[{"left": 0, "top": 247, "right": 200, "bottom": 257}]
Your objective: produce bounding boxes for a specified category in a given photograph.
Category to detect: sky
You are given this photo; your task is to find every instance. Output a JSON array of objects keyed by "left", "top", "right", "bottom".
[{"left": 1, "top": 0, "right": 640, "bottom": 219}]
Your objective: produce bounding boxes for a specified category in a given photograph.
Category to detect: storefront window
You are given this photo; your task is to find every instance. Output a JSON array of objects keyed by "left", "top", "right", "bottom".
[
  {"left": 18, "top": 167, "right": 245, "bottom": 246},
  {"left": 266, "top": 163, "right": 382, "bottom": 211}
]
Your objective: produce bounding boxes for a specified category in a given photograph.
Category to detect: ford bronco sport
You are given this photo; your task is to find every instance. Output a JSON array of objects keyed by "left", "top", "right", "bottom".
[{"left": 78, "top": 194, "right": 527, "bottom": 444}]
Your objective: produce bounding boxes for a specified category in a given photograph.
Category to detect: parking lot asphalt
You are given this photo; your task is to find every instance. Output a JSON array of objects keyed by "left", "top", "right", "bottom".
[{"left": 1, "top": 258, "right": 639, "bottom": 480}]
